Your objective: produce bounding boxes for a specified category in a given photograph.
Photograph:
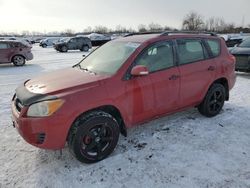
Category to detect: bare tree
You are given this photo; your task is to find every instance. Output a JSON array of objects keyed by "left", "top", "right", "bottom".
[
  {"left": 148, "top": 22, "right": 163, "bottom": 32},
  {"left": 182, "top": 11, "right": 204, "bottom": 31},
  {"left": 94, "top": 25, "right": 108, "bottom": 33},
  {"left": 63, "top": 29, "right": 75, "bottom": 36},
  {"left": 138, "top": 24, "right": 147, "bottom": 32},
  {"left": 83, "top": 26, "right": 92, "bottom": 33},
  {"left": 205, "top": 17, "right": 226, "bottom": 32},
  {"left": 115, "top": 25, "right": 128, "bottom": 33}
]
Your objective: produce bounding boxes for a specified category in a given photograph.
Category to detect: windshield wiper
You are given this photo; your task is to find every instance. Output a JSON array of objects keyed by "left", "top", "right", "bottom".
[{"left": 75, "top": 64, "right": 97, "bottom": 75}]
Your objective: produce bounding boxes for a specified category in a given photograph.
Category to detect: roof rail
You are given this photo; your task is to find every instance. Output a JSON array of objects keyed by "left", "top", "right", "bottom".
[
  {"left": 124, "top": 31, "right": 162, "bottom": 37},
  {"left": 123, "top": 31, "right": 218, "bottom": 38},
  {"left": 161, "top": 31, "right": 217, "bottom": 36}
]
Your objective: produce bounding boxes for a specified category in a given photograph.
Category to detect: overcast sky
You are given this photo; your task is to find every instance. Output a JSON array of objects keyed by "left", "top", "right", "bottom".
[{"left": 0, "top": 0, "right": 249, "bottom": 33}]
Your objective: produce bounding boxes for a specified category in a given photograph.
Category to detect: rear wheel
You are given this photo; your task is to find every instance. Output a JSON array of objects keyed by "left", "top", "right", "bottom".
[
  {"left": 80, "top": 45, "right": 89, "bottom": 52},
  {"left": 12, "top": 55, "right": 26, "bottom": 66},
  {"left": 198, "top": 84, "right": 226, "bottom": 117},
  {"left": 68, "top": 111, "right": 120, "bottom": 163},
  {"left": 61, "top": 46, "right": 68, "bottom": 52}
]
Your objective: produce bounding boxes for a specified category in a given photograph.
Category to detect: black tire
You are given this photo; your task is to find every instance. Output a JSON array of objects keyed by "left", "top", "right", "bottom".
[
  {"left": 80, "top": 45, "right": 89, "bottom": 52},
  {"left": 12, "top": 55, "right": 26, "bottom": 66},
  {"left": 61, "top": 46, "right": 68, "bottom": 52},
  {"left": 68, "top": 111, "right": 120, "bottom": 163},
  {"left": 42, "top": 44, "right": 47, "bottom": 48},
  {"left": 198, "top": 83, "right": 226, "bottom": 117}
]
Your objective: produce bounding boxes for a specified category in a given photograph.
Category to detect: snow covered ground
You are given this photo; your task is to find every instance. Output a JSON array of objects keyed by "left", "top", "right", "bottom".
[{"left": 0, "top": 45, "right": 250, "bottom": 188}]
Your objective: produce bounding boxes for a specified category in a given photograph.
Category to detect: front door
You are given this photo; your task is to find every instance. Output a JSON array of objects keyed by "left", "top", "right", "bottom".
[{"left": 124, "top": 41, "right": 180, "bottom": 124}]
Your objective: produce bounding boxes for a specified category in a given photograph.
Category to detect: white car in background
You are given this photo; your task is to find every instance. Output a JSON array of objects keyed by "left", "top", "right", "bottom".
[
  {"left": 39, "top": 37, "right": 61, "bottom": 48},
  {"left": 81, "top": 33, "right": 111, "bottom": 46}
]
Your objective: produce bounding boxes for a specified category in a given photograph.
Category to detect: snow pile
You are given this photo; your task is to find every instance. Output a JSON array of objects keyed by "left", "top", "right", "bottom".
[{"left": 0, "top": 45, "right": 250, "bottom": 188}]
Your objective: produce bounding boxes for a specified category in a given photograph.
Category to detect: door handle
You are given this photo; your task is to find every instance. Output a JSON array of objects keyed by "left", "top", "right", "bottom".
[
  {"left": 208, "top": 66, "right": 215, "bottom": 71},
  {"left": 169, "top": 75, "right": 180, "bottom": 80}
]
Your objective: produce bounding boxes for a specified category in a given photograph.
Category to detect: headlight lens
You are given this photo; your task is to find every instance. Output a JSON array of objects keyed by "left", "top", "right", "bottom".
[{"left": 27, "top": 99, "right": 64, "bottom": 117}]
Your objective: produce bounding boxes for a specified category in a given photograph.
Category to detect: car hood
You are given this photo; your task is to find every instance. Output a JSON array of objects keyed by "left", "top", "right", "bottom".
[
  {"left": 230, "top": 47, "right": 250, "bottom": 55},
  {"left": 25, "top": 68, "right": 110, "bottom": 95}
]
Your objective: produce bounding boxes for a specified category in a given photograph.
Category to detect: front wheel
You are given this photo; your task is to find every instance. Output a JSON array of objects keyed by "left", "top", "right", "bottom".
[
  {"left": 198, "top": 83, "right": 226, "bottom": 117},
  {"left": 12, "top": 55, "right": 26, "bottom": 66},
  {"left": 68, "top": 111, "right": 120, "bottom": 163},
  {"left": 61, "top": 46, "right": 68, "bottom": 52}
]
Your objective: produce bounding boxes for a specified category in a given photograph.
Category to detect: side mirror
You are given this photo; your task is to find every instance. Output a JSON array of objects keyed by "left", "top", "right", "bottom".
[{"left": 131, "top": 65, "right": 149, "bottom": 76}]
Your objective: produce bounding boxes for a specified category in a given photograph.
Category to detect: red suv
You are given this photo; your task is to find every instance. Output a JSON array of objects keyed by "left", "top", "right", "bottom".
[
  {"left": 0, "top": 40, "right": 33, "bottom": 66},
  {"left": 11, "top": 32, "right": 236, "bottom": 163}
]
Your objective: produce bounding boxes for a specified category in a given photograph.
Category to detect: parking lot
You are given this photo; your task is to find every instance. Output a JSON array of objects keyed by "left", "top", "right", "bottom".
[{"left": 1, "top": 45, "right": 250, "bottom": 188}]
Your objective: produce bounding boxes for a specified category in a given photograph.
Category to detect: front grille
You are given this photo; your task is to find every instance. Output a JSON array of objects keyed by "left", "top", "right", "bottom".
[
  {"left": 37, "top": 133, "right": 46, "bottom": 144},
  {"left": 14, "top": 97, "right": 23, "bottom": 113},
  {"left": 235, "top": 55, "right": 250, "bottom": 68}
]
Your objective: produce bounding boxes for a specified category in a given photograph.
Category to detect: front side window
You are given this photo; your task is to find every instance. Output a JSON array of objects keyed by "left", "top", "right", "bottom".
[
  {"left": 177, "top": 39, "right": 206, "bottom": 65},
  {"left": 207, "top": 39, "right": 220, "bottom": 57},
  {"left": 0, "top": 43, "right": 9, "bottom": 49},
  {"left": 136, "top": 41, "right": 174, "bottom": 72}
]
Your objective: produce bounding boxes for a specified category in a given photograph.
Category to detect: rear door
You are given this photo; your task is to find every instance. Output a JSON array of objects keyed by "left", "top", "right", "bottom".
[
  {"left": 176, "top": 38, "right": 216, "bottom": 107},
  {"left": 0, "top": 42, "right": 11, "bottom": 63}
]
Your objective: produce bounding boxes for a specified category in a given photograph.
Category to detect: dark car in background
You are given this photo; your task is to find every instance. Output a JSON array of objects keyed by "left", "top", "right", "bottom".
[
  {"left": 229, "top": 37, "right": 250, "bottom": 72},
  {"left": 0, "top": 40, "right": 33, "bottom": 66},
  {"left": 54, "top": 36, "right": 92, "bottom": 52},
  {"left": 226, "top": 38, "right": 243, "bottom": 47}
]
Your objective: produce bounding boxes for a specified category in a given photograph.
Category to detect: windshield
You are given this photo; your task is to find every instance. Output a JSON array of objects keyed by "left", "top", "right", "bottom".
[
  {"left": 239, "top": 37, "right": 250, "bottom": 48},
  {"left": 59, "top": 38, "right": 69, "bottom": 42},
  {"left": 77, "top": 41, "right": 140, "bottom": 75}
]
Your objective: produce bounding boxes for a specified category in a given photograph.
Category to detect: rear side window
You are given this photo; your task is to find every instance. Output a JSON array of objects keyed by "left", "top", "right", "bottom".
[
  {"left": 0, "top": 43, "right": 9, "bottom": 49},
  {"left": 136, "top": 41, "right": 174, "bottom": 72},
  {"left": 177, "top": 39, "right": 207, "bottom": 65},
  {"left": 207, "top": 39, "right": 220, "bottom": 57}
]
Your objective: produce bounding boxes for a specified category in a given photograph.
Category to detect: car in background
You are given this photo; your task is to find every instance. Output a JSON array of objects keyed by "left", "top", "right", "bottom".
[
  {"left": 39, "top": 37, "right": 61, "bottom": 48},
  {"left": 220, "top": 34, "right": 243, "bottom": 47},
  {"left": 229, "top": 37, "right": 250, "bottom": 72},
  {"left": 53, "top": 36, "right": 92, "bottom": 52},
  {"left": 0, "top": 40, "right": 33, "bottom": 66},
  {"left": 52, "top": 37, "right": 70, "bottom": 46},
  {"left": 86, "top": 33, "right": 111, "bottom": 46}
]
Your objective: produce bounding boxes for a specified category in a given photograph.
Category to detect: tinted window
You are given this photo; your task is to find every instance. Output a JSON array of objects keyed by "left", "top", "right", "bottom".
[
  {"left": 207, "top": 39, "right": 220, "bottom": 57},
  {"left": 0, "top": 43, "right": 9, "bottom": 49},
  {"left": 177, "top": 39, "right": 206, "bottom": 65},
  {"left": 136, "top": 42, "right": 174, "bottom": 72}
]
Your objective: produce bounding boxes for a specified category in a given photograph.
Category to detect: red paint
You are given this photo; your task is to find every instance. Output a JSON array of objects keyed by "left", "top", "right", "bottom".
[{"left": 12, "top": 34, "right": 236, "bottom": 149}]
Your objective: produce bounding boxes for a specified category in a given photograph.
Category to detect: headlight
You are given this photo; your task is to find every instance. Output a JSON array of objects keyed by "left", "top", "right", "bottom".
[{"left": 27, "top": 99, "right": 64, "bottom": 117}]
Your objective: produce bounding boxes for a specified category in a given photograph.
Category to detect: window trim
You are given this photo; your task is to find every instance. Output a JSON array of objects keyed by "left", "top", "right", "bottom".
[
  {"left": 123, "top": 40, "right": 177, "bottom": 80},
  {"left": 175, "top": 38, "right": 211, "bottom": 66}
]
